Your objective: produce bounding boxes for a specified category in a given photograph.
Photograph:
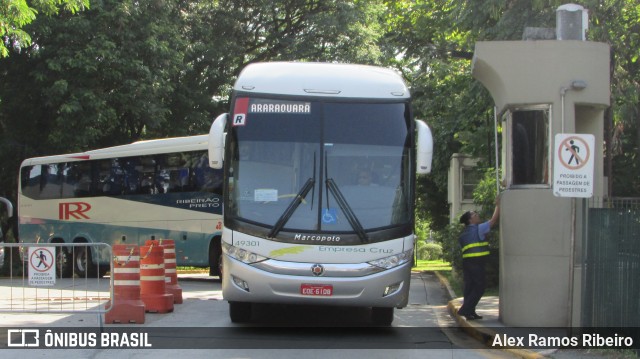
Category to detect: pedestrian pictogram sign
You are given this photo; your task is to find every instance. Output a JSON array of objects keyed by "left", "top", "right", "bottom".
[
  {"left": 553, "top": 133, "right": 595, "bottom": 198},
  {"left": 28, "top": 246, "right": 56, "bottom": 286}
]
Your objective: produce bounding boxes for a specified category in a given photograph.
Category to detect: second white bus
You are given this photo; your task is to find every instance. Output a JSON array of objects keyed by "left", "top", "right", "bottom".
[{"left": 18, "top": 135, "right": 224, "bottom": 277}]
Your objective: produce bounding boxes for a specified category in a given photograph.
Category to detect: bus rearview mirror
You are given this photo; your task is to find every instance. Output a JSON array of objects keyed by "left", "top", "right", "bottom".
[
  {"left": 208, "top": 113, "right": 228, "bottom": 169},
  {"left": 416, "top": 120, "right": 433, "bottom": 175}
]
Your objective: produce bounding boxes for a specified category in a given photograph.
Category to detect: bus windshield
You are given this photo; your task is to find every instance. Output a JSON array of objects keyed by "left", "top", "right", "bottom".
[{"left": 226, "top": 97, "right": 412, "bottom": 244}]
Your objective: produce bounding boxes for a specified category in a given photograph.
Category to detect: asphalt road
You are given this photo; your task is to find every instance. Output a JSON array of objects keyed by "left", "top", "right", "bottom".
[{"left": 0, "top": 272, "right": 517, "bottom": 358}]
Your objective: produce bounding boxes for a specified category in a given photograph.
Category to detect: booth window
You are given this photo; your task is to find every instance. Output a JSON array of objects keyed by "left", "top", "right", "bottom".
[
  {"left": 462, "top": 167, "right": 482, "bottom": 201},
  {"left": 509, "top": 107, "right": 549, "bottom": 186}
]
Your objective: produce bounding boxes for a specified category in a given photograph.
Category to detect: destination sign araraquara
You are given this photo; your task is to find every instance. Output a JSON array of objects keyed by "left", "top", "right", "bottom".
[
  {"left": 248, "top": 99, "right": 311, "bottom": 114},
  {"left": 232, "top": 97, "right": 312, "bottom": 127}
]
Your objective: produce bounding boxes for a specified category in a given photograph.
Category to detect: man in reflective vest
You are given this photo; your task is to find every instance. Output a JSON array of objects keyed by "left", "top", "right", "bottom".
[{"left": 457, "top": 196, "right": 500, "bottom": 320}]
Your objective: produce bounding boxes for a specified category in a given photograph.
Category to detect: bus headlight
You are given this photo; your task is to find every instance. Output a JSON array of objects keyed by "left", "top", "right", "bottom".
[
  {"left": 222, "top": 241, "right": 267, "bottom": 265},
  {"left": 368, "top": 249, "right": 413, "bottom": 270}
]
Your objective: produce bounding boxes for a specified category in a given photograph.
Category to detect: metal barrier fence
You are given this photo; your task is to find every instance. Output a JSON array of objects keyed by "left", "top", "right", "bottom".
[
  {"left": 582, "top": 197, "right": 640, "bottom": 327},
  {"left": 0, "top": 242, "right": 112, "bottom": 314}
]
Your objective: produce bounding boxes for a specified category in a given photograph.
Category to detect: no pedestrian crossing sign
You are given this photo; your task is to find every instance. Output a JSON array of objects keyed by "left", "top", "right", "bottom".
[
  {"left": 28, "top": 246, "right": 56, "bottom": 286},
  {"left": 553, "top": 133, "right": 595, "bottom": 198}
]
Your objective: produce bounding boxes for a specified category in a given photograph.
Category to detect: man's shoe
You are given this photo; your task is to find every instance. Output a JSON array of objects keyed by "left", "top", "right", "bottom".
[
  {"left": 471, "top": 313, "right": 483, "bottom": 320},
  {"left": 462, "top": 314, "right": 476, "bottom": 320}
]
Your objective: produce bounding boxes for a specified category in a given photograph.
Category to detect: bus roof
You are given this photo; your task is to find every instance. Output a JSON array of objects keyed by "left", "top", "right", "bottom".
[
  {"left": 21, "top": 135, "right": 209, "bottom": 166},
  {"left": 234, "top": 62, "right": 410, "bottom": 99}
]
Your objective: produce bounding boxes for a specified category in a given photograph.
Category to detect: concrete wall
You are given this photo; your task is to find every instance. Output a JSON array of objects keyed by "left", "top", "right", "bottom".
[{"left": 472, "top": 40, "right": 610, "bottom": 326}]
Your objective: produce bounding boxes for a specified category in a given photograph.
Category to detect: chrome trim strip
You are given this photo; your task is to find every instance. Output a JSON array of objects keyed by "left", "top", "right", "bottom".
[{"left": 251, "top": 259, "right": 384, "bottom": 277}]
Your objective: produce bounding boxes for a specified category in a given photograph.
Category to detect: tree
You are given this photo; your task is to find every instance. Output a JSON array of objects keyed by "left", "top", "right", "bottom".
[
  {"left": 587, "top": 0, "right": 640, "bottom": 196},
  {"left": 0, "top": 0, "right": 89, "bottom": 57},
  {"left": 0, "top": 0, "right": 387, "bottom": 204},
  {"left": 449, "top": 0, "right": 640, "bottom": 197},
  {"left": 179, "top": 0, "right": 386, "bottom": 123},
  {"left": 380, "top": 0, "right": 497, "bottom": 230},
  {"left": 380, "top": 0, "right": 640, "bottom": 233}
]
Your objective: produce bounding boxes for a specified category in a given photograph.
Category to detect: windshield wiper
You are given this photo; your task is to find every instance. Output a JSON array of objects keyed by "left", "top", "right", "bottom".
[
  {"left": 325, "top": 173, "right": 369, "bottom": 243},
  {"left": 268, "top": 153, "right": 317, "bottom": 239},
  {"left": 268, "top": 177, "right": 315, "bottom": 239}
]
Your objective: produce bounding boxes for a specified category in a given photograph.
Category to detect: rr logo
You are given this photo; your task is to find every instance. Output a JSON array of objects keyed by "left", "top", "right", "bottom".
[
  {"left": 59, "top": 202, "right": 92, "bottom": 220},
  {"left": 7, "top": 329, "right": 40, "bottom": 347}
]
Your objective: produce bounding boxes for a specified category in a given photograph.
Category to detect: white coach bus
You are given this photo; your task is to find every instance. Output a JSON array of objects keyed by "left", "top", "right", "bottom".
[
  {"left": 18, "top": 135, "right": 224, "bottom": 278},
  {"left": 208, "top": 62, "right": 433, "bottom": 325}
]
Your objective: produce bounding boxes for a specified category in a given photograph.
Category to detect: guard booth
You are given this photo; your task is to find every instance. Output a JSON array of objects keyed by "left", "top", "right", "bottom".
[{"left": 471, "top": 6, "right": 610, "bottom": 326}]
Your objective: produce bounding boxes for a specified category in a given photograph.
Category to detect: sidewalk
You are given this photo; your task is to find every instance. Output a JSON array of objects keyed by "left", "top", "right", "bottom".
[
  {"left": 446, "top": 295, "right": 551, "bottom": 359},
  {"left": 432, "top": 271, "right": 559, "bottom": 359},
  {"left": 432, "top": 272, "right": 619, "bottom": 359}
]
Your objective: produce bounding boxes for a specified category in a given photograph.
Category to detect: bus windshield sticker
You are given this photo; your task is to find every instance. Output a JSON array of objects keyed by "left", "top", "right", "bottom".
[
  {"left": 233, "top": 97, "right": 249, "bottom": 126},
  {"left": 322, "top": 208, "right": 337, "bottom": 224},
  {"left": 254, "top": 189, "right": 278, "bottom": 202}
]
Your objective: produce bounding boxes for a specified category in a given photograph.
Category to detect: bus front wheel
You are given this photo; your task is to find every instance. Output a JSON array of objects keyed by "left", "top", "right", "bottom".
[
  {"left": 229, "top": 301, "right": 251, "bottom": 323},
  {"left": 371, "top": 307, "right": 394, "bottom": 326},
  {"left": 209, "top": 238, "right": 222, "bottom": 277}
]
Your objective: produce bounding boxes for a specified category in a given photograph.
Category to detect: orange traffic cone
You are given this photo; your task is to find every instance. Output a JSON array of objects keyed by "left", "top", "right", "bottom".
[
  {"left": 159, "top": 239, "right": 183, "bottom": 304},
  {"left": 105, "top": 244, "right": 145, "bottom": 324},
  {"left": 140, "top": 240, "right": 174, "bottom": 313}
]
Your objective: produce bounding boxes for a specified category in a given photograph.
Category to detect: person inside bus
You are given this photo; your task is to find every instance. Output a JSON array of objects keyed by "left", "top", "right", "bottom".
[{"left": 357, "top": 169, "right": 378, "bottom": 186}]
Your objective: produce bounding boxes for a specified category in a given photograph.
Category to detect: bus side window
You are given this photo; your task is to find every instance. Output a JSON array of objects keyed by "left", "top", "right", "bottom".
[
  {"left": 61, "top": 163, "right": 75, "bottom": 198},
  {"left": 163, "top": 152, "right": 193, "bottom": 193},
  {"left": 21, "top": 166, "right": 42, "bottom": 199},
  {"left": 167, "top": 169, "right": 190, "bottom": 193},
  {"left": 97, "top": 159, "right": 124, "bottom": 196},
  {"left": 39, "top": 164, "right": 63, "bottom": 199},
  {"left": 140, "top": 156, "right": 157, "bottom": 194},
  {"left": 122, "top": 158, "right": 141, "bottom": 195},
  {"left": 192, "top": 152, "right": 222, "bottom": 194},
  {"left": 69, "top": 162, "right": 93, "bottom": 197},
  {"left": 154, "top": 155, "right": 169, "bottom": 194}
]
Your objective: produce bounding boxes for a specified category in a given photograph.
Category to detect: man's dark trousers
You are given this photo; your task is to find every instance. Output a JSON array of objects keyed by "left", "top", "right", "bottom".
[{"left": 459, "top": 256, "right": 486, "bottom": 315}]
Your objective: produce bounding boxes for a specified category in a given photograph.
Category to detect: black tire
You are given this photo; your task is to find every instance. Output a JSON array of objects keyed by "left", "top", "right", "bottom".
[
  {"left": 229, "top": 301, "right": 252, "bottom": 323},
  {"left": 74, "top": 246, "right": 98, "bottom": 278},
  {"left": 56, "top": 246, "right": 73, "bottom": 278},
  {"left": 371, "top": 307, "right": 394, "bottom": 326},
  {"left": 98, "top": 265, "right": 109, "bottom": 278},
  {"left": 209, "top": 238, "right": 222, "bottom": 277}
]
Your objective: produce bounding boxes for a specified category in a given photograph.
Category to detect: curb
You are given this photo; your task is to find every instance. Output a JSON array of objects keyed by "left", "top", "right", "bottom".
[
  {"left": 431, "top": 270, "right": 547, "bottom": 359},
  {"left": 176, "top": 272, "right": 220, "bottom": 282},
  {"left": 446, "top": 299, "right": 546, "bottom": 359},
  {"left": 433, "top": 271, "right": 456, "bottom": 300}
]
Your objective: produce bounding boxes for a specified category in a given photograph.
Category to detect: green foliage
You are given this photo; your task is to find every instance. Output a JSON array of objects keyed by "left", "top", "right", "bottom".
[
  {"left": 412, "top": 259, "right": 451, "bottom": 272},
  {"left": 473, "top": 168, "right": 500, "bottom": 220},
  {"left": 416, "top": 241, "right": 443, "bottom": 261},
  {"left": 586, "top": 0, "right": 640, "bottom": 197},
  {"left": 431, "top": 169, "right": 500, "bottom": 288},
  {"left": 432, "top": 222, "right": 464, "bottom": 275},
  {"left": 415, "top": 216, "right": 444, "bottom": 260},
  {"left": 0, "top": 0, "right": 386, "bottom": 203},
  {"left": 1, "top": 0, "right": 640, "bottom": 216},
  {"left": 0, "top": 0, "right": 89, "bottom": 57}
]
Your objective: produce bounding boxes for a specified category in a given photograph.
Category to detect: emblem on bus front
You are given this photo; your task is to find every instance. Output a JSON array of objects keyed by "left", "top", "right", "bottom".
[{"left": 311, "top": 264, "right": 324, "bottom": 277}]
